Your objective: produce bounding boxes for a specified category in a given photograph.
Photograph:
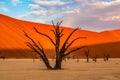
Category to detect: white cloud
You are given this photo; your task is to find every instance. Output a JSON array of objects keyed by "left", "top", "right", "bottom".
[
  {"left": 0, "top": 7, "right": 9, "bottom": 12},
  {"left": 24, "top": 0, "right": 80, "bottom": 23},
  {"left": 99, "top": 16, "right": 120, "bottom": 21},
  {"left": 30, "top": 10, "right": 47, "bottom": 16},
  {"left": 29, "top": 4, "right": 41, "bottom": 10},
  {"left": 17, "top": 0, "right": 120, "bottom": 31},
  {"left": 57, "top": 0, "right": 120, "bottom": 31},
  {"left": 17, "top": 10, "right": 47, "bottom": 19},
  {"left": 17, "top": 13, "right": 30, "bottom": 18},
  {"left": 32, "top": 0, "right": 67, "bottom": 7},
  {"left": 64, "top": 8, "right": 80, "bottom": 14}
]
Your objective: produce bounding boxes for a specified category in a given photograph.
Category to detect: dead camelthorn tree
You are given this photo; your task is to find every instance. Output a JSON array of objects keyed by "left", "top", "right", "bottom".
[
  {"left": 76, "top": 57, "right": 79, "bottom": 63},
  {"left": 0, "top": 56, "right": 5, "bottom": 60},
  {"left": 23, "top": 21, "right": 86, "bottom": 70},
  {"left": 84, "top": 47, "right": 90, "bottom": 62},
  {"left": 92, "top": 55, "right": 97, "bottom": 62},
  {"left": 104, "top": 54, "right": 110, "bottom": 61}
]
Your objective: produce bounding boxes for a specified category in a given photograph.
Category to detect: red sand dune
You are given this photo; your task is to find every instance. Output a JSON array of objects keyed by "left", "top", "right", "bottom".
[{"left": 0, "top": 14, "right": 120, "bottom": 58}]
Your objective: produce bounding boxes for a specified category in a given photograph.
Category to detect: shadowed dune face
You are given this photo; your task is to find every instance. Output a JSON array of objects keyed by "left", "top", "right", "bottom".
[{"left": 0, "top": 14, "right": 120, "bottom": 58}]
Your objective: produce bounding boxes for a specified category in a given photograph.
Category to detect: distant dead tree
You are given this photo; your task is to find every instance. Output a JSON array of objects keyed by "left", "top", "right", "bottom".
[
  {"left": 84, "top": 47, "right": 90, "bottom": 62},
  {"left": 66, "top": 56, "right": 71, "bottom": 60},
  {"left": 72, "top": 55, "right": 76, "bottom": 59},
  {"left": 33, "top": 57, "right": 35, "bottom": 62},
  {"left": 104, "top": 54, "right": 110, "bottom": 61},
  {"left": 92, "top": 55, "right": 97, "bottom": 62},
  {"left": 76, "top": 57, "right": 79, "bottom": 63},
  {"left": 0, "top": 56, "right": 5, "bottom": 60},
  {"left": 62, "top": 56, "right": 66, "bottom": 62},
  {"left": 23, "top": 21, "right": 86, "bottom": 70}
]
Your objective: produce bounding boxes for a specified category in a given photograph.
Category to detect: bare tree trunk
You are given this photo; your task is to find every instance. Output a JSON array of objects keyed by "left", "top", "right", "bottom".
[
  {"left": 92, "top": 56, "right": 97, "bottom": 62},
  {"left": 103, "top": 54, "right": 109, "bottom": 62},
  {"left": 86, "top": 56, "right": 89, "bottom": 62},
  {"left": 54, "top": 42, "right": 62, "bottom": 69},
  {"left": 85, "top": 47, "right": 89, "bottom": 63},
  {"left": 42, "top": 57, "right": 53, "bottom": 69},
  {"left": 54, "top": 57, "right": 62, "bottom": 69}
]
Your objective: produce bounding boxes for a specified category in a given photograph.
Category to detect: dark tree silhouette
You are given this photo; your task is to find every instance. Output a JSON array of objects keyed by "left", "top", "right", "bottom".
[
  {"left": 76, "top": 57, "right": 79, "bottom": 63},
  {"left": 92, "top": 55, "right": 97, "bottom": 62},
  {"left": 84, "top": 47, "right": 89, "bottom": 62},
  {"left": 23, "top": 21, "right": 86, "bottom": 70},
  {"left": 0, "top": 56, "right": 5, "bottom": 60},
  {"left": 72, "top": 55, "right": 76, "bottom": 59},
  {"left": 104, "top": 54, "right": 110, "bottom": 61}
]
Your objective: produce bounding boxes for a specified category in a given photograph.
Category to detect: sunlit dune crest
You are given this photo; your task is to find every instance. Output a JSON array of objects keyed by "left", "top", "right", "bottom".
[{"left": 0, "top": 14, "right": 120, "bottom": 58}]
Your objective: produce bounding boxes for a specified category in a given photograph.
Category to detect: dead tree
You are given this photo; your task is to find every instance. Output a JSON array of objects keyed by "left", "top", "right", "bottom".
[
  {"left": 0, "top": 56, "right": 5, "bottom": 60},
  {"left": 104, "top": 54, "right": 110, "bottom": 61},
  {"left": 76, "top": 57, "right": 79, "bottom": 63},
  {"left": 84, "top": 47, "right": 89, "bottom": 62},
  {"left": 66, "top": 56, "right": 71, "bottom": 60},
  {"left": 92, "top": 55, "right": 97, "bottom": 62},
  {"left": 24, "top": 21, "right": 86, "bottom": 70},
  {"left": 72, "top": 55, "right": 76, "bottom": 59}
]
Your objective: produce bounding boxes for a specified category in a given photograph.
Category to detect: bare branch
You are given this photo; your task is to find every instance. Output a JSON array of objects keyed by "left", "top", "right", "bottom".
[
  {"left": 24, "top": 42, "right": 43, "bottom": 57},
  {"left": 34, "top": 27, "right": 55, "bottom": 46},
  {"left": 66, "top": 37, "right": 86, "bottom": 49},
  {"left": 57, "top": 20, "right": 63, "bottom": 27},
  {"left": 23, "top": 31, "right": 37, "bottom": 46},
  {"left": 37, "top": 41, "right": 49, "bottom": 60},
  {"left": 63, "top": 46, "right": 87, "bottom": 57},
  {"left": 60, "top": 37, "right": 80, "bottom": 55},
  {"left": 52, "top": 20, "right": 56, "bottom": 29},
  {"left": 60, "top": 33, "right": 64, "bottom": 38},
  {"left": 56, "top": 21, "right": 63, "bottom": 34},
  {"left": 50, "top": 29, "right": 56, "bottom": 35},
  {"left": 60, "top": 29, "right": 64, "bottom": 34},
  {"left": 85, "top": 47, "right": 89, "bottom": 56},
  {"left": 38, "top": 41, "right": 44, "bottom": 53},
  {"left": 23, "top": 31, "right": 45, "bottom": 55},
  {"left": 59, "top": 29, "right": 64, "bottom": 37},
  {"left": 60, "top": 28, "right": 79, "bottom": 54},
  {"left": 25, "top": 42, "right": 35, "bottom": 50},
  {"left": 65, "top": 37, "right": 81, "bottom": 50}
]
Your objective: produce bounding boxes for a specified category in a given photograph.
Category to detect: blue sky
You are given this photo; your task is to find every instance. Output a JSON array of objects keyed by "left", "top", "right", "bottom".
[{"left": 0, "top": 0, "right": 120, "bottom": 32}]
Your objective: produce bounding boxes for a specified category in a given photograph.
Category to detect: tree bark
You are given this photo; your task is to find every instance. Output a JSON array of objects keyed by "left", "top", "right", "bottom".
[
  {"left": 54, "top": 57, "right": 62, "bottom": 69},
  {"left": 41, "top": 56, "right": 53, "bottom": 69},
  {"left": 86, "top": 57, "right": 89, "bottom": 62}
]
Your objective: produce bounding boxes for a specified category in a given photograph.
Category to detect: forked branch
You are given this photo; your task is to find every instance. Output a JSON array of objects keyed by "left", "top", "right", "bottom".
[
  {"left": 63, "top": 46, "right": 87, "bottom": 57},
  {"left": 60, "top": 28, "right": 79, "bottom": 54},
  {"left": 34, "top": 27, "right": 55, "bottom": 46},
  {"left": 65, "top": 37, "right": 86, "bottom": 52}
]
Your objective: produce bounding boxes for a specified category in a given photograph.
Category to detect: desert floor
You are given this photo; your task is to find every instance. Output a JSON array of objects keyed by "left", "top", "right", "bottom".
[{"left": 0, "top": 58, "right": 120, "bottom": 80}]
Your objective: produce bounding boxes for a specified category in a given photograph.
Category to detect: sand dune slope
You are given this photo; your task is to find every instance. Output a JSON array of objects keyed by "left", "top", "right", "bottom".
[{"left": 0, "top": 14, "right": 120, "bottom": 58}]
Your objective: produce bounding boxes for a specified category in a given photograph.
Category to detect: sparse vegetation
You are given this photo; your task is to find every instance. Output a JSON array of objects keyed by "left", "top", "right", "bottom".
[
  {"left": 76, "top": 57, "right": 79, "bottom": 63},
  {"left": 104, "top": 54, "right": 110, "bottom": 61},
  {"left": 92, "top": 55, "right": 97, "bottom": 62},
  {"left": 23, "top": 21, "right": 86, "bottom": 70},
  {"left": 0, "top": 56, "right": 5, "bottom": 60}
]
